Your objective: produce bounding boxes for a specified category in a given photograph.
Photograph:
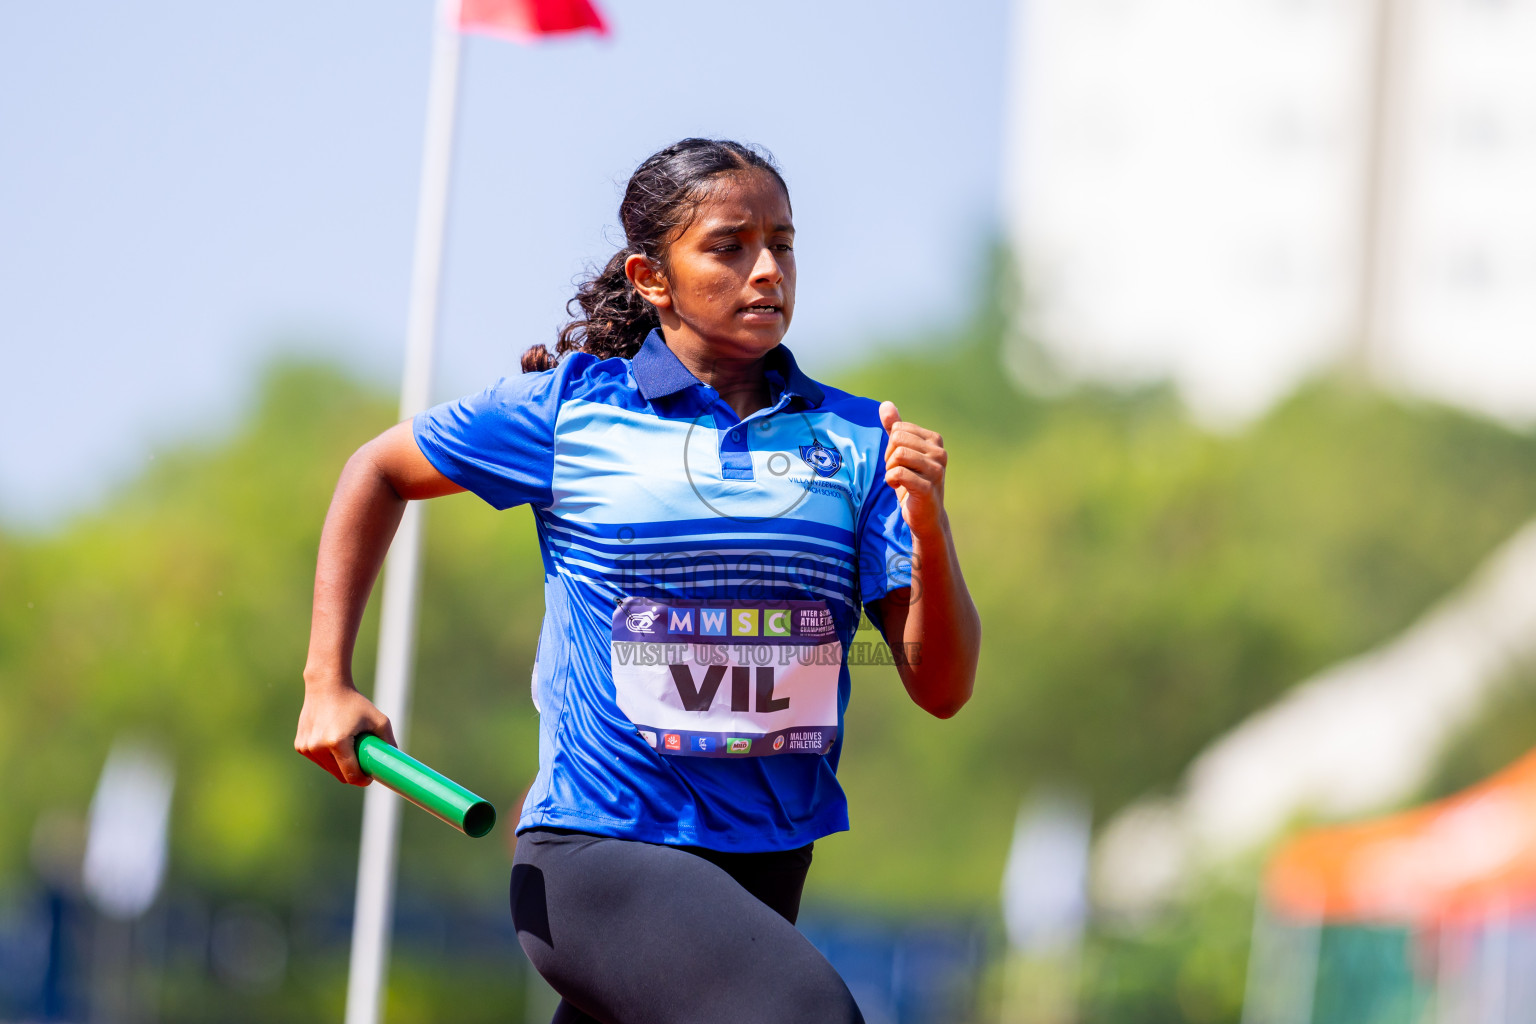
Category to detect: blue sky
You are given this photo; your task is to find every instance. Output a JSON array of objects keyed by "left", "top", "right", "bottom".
[{"left": 0, "top": 1, "right": 1009, "bottom": 527}]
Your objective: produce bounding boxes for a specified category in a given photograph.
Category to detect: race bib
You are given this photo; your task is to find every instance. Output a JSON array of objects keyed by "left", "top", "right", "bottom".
[{"left": 611, "top": 597, "right": 842, "bottom": 758}]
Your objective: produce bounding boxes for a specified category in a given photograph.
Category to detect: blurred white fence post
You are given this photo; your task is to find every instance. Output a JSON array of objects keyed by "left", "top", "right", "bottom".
[
  {"left": 343, "top": 1, "right": 463, "bottom": 1022},
  {"left": 1351, "top": 0, "right": 1409, "bottom": 374},
  {"left": 1000, "top": 790, "right": 1090, "bottom": 1024},
  {"left": 83, "top": 738, "right": 175, "bottom": 1024},
  {"left": 1240, "top": 899, "right": 1321, "bottom": 1024}
]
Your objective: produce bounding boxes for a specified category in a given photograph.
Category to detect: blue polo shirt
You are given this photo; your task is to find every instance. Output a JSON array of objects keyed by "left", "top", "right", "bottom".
[{"left": 413, "top": 329, "right": 913, "bottom": 852}]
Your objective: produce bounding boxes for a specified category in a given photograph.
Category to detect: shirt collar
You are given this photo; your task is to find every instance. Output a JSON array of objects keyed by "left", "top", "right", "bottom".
[{"left": 631, "top": 328, "right": 824, "bottom": 408}]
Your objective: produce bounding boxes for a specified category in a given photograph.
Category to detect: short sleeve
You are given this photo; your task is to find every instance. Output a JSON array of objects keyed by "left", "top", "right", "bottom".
[
  {"left": 855, "top": 430, "right": 915, "bottom": 605},
  {"left": 413, "top": 361, "right": 571, "bottom": 511}
]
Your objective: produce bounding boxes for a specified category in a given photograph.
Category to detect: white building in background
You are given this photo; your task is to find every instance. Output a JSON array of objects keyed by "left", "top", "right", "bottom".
[{"left": 1003, "top": 0, "right": 1536, "bottom": 426}]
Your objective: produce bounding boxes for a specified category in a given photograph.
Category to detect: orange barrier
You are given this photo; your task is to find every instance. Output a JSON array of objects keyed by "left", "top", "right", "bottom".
[{"left": 1266, "top": 749, "right": 1536, "bottom": 924}]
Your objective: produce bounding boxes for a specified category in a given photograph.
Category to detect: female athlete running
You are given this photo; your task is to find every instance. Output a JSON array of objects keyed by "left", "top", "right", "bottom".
[{"left": 295, "top": 138, "right": 982, "bottom": 1023}]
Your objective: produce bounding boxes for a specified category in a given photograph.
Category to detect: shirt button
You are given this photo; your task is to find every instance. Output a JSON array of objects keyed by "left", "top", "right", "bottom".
[{"left": 730, "top": 430, "right": 742, "bottom": 442}]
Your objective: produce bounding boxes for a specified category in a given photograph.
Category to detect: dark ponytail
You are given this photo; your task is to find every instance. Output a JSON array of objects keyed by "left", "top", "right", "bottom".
[{"left": 522, "top": 138, "right": 790, "bottom": 373}]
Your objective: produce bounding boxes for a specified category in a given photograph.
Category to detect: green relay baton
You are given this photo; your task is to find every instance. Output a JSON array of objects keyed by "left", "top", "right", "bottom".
[{"left": 355, "top": 734, "right": 497, "bottom": 838}]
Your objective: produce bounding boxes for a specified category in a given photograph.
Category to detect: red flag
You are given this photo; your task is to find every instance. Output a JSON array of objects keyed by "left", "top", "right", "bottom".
[{"left": 459, "top": 0, "right": 609, "bottom": 41}]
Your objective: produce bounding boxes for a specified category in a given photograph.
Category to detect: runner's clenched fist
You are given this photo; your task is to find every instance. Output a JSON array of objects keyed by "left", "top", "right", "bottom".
[{"left": 879, "top": 400, "right": 948, "bottom": 540}]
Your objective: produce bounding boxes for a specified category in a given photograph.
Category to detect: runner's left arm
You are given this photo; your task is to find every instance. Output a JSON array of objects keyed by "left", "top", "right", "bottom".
[{"left": 866, "top": 401, "right": 981, "bottom": 719}]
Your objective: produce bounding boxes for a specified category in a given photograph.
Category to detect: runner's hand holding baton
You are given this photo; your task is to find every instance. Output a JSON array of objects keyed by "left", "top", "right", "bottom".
[{"left": 295, "top": 687, "right": 495, "bottom": 837}]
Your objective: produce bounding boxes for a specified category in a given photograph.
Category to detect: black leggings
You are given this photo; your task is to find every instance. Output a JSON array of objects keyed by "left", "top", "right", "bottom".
[{"left": 511, "top": 828, "right": 864, "bottom": 1024}]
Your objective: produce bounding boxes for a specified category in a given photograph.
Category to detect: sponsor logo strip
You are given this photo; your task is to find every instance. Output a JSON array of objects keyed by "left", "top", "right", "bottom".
[
  {"left": 635, "top": 726, "right": 837, "bottom": 758},
  {"left": 613, "top": 598, "right": 838, "bottom": 645}
]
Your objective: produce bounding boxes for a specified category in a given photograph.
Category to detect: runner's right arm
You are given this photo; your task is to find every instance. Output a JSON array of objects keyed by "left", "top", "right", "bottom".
[{"left": 294, "top": 422, "right": 465, "bottom": 786}]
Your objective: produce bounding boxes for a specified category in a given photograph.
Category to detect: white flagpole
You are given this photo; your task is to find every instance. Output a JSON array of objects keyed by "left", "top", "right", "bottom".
[{"left": 344, "top": 1, "right": 463, "bottom": 1022}]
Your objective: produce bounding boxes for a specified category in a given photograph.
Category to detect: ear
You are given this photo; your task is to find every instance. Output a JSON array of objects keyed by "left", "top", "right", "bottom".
[{"left": 625, "top": 253, "right": 671, "bottom": 311}]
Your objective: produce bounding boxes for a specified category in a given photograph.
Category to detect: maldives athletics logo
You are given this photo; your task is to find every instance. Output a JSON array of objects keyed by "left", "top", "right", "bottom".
[{"left": 798, "top": 438, "right": 843, "bottom": 478}]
